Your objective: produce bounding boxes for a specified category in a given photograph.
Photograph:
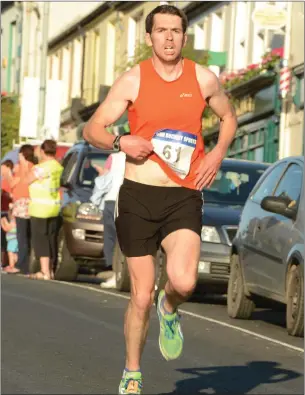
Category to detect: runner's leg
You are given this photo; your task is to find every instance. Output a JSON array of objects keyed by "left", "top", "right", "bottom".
[
  {"left": 162, "top": 228, "right": 200, "bottom": 312},
  {"left": 124, "top": 255, "right": 155, "bottom": 371},
  {"left": 155, "top": 229, "right": 200, "bottom": 361}
]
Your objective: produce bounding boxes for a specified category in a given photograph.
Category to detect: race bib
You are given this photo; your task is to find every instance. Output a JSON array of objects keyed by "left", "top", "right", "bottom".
[{"left": 151, "top": 129, "right": 197, "bottom": 179}]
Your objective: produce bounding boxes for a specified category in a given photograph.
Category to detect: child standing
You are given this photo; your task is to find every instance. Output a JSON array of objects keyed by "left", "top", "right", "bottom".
[{"left": 1, "top": 204, "right": 19, "bottom": 273}]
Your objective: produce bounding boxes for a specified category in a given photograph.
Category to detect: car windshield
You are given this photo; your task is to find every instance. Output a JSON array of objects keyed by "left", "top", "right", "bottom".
[
  {"left": 79, "top": 153, "right": 109, "bottom": 187},
  {"left": 202, "top": 162, "right": 267, "bottom": 206}
]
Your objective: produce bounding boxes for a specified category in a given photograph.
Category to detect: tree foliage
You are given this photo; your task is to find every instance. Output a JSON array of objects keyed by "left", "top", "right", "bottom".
[{"left": 1, "top": 96, "right": 20, "bottom": 157}]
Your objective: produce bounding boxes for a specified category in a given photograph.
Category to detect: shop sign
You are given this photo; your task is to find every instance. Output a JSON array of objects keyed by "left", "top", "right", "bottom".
[{"left": 252, "top": 5, "right": 287, "bottom": 30}]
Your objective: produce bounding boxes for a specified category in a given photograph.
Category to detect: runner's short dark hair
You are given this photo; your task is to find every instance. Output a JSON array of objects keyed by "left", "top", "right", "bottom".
[
  {"left": 41, "top": 139, "right": 57, "bottom": 157},
  {"left": 145, "top": 5, "right": 188, "bottom": 34}
]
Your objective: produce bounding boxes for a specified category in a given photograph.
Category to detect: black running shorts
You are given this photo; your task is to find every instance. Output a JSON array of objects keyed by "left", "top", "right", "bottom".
[{"left": 115, "top": 179, "right": 203, "bottom": 257}]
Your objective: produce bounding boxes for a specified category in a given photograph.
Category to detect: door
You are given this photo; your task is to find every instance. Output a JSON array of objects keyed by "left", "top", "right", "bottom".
[
  {"left": 242, "top": 161, "right": 287, "bottom": 287},
  {"left": 255, "top": 163, "right": 303, "bottom": 295}
]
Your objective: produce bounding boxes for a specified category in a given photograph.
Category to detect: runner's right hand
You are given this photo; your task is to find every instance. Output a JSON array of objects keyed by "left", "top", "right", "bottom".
[{"left": 120, "top": 135, "right": 153, "bottom": 160}]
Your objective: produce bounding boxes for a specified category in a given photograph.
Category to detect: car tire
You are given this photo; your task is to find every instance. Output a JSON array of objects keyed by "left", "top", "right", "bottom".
[
  {"left": 113, "top": 240, "right": 130, "bottom": 292},
  {"left": 286, "top": 264, "right": 304, "bottom": 337},
  {"left": 54, "top": 229, "right": 79, "bottom": 282},
  {"left": 227, "top": 254, "right": 255, "bottom": 319}
]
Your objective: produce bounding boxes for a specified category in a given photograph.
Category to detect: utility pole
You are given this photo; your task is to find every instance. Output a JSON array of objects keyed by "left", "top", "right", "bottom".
[{"left": 37, "top": 1, "right": 50, "bottom": 140}]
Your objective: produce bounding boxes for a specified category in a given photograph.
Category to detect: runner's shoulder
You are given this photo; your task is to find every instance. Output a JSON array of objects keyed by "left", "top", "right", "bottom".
[
  {"left": 112, "top": 65, "right": 140, "bottom": 101},
  {"left": 195, "top": 64, "right": 219, "bottom": 86},
  {"left": 116, "top": 65, "right": 140, "bottom": 88},
  {"left": 195, "top": 64, "right": 221, "bottom": 99}
]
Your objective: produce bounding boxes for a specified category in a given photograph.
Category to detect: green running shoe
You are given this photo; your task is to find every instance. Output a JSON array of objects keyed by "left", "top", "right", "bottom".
[
  {"left": 118, "top": 370, "right": 143, "bottom": 394},
  {"left": 156, "top": 289, "right": 184, "bottom": 361}
]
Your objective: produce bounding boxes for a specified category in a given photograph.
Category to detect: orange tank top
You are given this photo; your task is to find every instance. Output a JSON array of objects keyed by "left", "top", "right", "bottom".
[{"left": 128, "top": 58, "right": 206, "bottom": 190}]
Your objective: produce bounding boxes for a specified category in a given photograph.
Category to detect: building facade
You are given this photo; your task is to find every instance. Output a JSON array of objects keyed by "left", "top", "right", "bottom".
[
  {"left": 279, "top": 2, "right": 304, "bottom": 158},
  {"left": 15, "top": 1, "right": 302, "bottom": 159}
]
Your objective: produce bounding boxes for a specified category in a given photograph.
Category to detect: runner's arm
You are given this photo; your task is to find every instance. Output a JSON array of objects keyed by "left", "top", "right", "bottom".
[{"left": 197, "top": 66, "right": 237, "bottom": 155}]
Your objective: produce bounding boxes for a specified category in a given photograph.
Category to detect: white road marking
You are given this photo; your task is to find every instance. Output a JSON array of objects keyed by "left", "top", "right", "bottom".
[{"left": 43, "top": 280, "right": 305, "bottom": 354}]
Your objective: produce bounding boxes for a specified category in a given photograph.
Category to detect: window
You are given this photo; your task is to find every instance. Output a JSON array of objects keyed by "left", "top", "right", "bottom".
[
  {"left": 194, "top": 22, "right": 206, "bottom": 50},
  {"left": 202, "top": 162, "right": 268, "bottom": 205},
  {"left": 92, "top": 30, "right": 100, "bottom": 102},
  {"left": 61, "top": 153, "right": 78, "bottom": 185},
  {"left": 233, "top": 2, "right": 247, "bottom": 70},
  {"left": 128, "top": 11, "right": 144, "bottom": 60},
  {"left": 61, "top": 45, "right": 71, "bottom": 109},
  {"left": 105, "top": 22, "right": 116, "bottom": 85},
  {"left": 251, "top": 162, "right": 287, "bottom": 203},
  {"left": 79, "top": 153, "right": 110, "bottom": 187},
  {"left": 293, "top": 75, "right": 304, "bottom": 109},
  {"left": 71, "top": 38, "right": 83, "bottom": 98},
  {"left": 273, "top": 163, "right": 303, "bottom": 204}
]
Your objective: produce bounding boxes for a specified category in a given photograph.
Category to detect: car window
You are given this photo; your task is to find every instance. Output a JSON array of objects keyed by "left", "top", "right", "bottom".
[
  {"left": 79, "top": 153, "right": 110, "bottom": 187},
  {"left": 251, "top": 162, "right": 287, "bottom": 203},
  {"left": 61, "top": 153, "right": 78, "bottom": 185},
  {"left": 61, "top": 152, "right": 74, "bottom": 169},
  {"left": 273, "top": 163, "right": 303, "bottom": 204},
  {"left": 202, "top": 163, "right": 267, "bottom": 206}
]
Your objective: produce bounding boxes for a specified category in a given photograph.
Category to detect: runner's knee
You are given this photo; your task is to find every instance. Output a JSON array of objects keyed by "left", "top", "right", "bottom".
[
  {"left": 131, "top": 289, "right": 155, "bottom": 312},
  {"left": 168, "top": 268, "right": 197, "bottom": 297}
]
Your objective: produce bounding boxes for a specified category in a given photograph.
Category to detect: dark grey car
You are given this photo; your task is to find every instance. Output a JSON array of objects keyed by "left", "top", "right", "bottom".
[{"left": 227, "top": 156, "right": 304, "bottom": 337}]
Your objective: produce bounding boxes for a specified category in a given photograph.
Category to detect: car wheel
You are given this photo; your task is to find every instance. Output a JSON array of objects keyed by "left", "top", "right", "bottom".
[
  {"left": 155, "top": 249, "right": 167, "bottom": 293},
  {"left": 54, "top": 229, "right": 78, "bottom": 282},
  {"left": 227, "top": 254, "right": 255, "bottom": 319},
  {"left": 286, "top": 264, "right": 304, "bottom": 337},
  {"left": 113, "top": 240, "right": 130, "bottom": 292}
]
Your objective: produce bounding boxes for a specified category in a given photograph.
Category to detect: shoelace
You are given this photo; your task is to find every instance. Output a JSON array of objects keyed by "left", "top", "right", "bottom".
[
  {"left": 125, "top": 378, "right": 142, "bottom": 393},
  {"left": 164, "top": 314, "right": 180, "bottom": 339}
]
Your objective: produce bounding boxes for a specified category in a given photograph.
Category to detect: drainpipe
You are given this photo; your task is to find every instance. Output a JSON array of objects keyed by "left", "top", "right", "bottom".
[{"left": 279, "top": 1, "right": 292, "bottom": 159}]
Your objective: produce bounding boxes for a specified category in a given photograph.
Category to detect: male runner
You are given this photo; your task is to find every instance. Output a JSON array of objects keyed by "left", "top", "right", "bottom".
[{"left": 83, "top": 5, "right": 237, "bottom": 394}]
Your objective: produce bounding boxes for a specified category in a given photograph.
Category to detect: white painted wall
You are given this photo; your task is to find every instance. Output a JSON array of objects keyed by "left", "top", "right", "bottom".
[{"left": 48, "top": 2, "right": 101, "bottom": 42}]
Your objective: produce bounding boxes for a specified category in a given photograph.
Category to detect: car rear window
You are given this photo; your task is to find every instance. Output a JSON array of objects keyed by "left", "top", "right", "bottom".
[
  {"left": 79, "top": 153, "right": 110, "bottom": 187},
  {"left": 202, "top": 163, "right": 268, "bottom": 206}
]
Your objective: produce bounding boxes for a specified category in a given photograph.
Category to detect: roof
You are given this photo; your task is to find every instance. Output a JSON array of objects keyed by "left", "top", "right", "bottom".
[{"left": 222, "top": 158, "right": 270, "bottom": 168}]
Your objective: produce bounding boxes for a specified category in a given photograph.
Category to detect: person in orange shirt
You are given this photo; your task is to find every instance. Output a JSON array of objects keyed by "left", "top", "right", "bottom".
[
  {"left": 83, "top": 5, "right": 237, "bottom": 393},
  {"left": 1, "top": 160, "right": 14, "bottom": 268},
  {"left": 7, "top": 145, "right": 36, "bottom": 274}
]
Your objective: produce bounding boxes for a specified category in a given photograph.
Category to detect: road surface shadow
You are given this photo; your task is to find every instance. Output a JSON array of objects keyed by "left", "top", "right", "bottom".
[{"left": 158, "top": 361, "right": 302, "bottom": 394}]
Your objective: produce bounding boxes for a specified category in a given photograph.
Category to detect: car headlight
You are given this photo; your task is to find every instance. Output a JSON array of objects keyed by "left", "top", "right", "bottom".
[
  {"left": 76, "top": 202, "right": 102, "bottom": 220},
  {"left": 201, "top": 226, "right": 221, "bottom": 243}
]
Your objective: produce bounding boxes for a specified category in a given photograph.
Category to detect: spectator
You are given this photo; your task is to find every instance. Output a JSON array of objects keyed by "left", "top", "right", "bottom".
[
  {"left": 26, "top": 140, "right": 63, "bottom": 280},
  {"left": 1, "top": 160, "right": 14, "bottom": 268},
  {"left": 1, "top": 204, "right": 19, "bottom": 273},
  {"left": 7, "top": 145, "right": 36, "bottom": 274},
  {"left": 90, "top": 152, "right": 126, "bottom": 289}
]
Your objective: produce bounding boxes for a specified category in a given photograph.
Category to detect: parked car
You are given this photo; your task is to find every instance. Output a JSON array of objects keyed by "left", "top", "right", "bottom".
[
  {"left": 114, "top": 158, "right": 269, "bottom": 293},
  {"left": 227, "top": 156, "right": 304, "bottom": 337},
  {"left": 30, "top": 140, "right": 113, "bottom": 281}
]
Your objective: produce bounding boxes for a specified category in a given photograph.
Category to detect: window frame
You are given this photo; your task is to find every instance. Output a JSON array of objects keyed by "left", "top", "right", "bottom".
[{"left": 250, "top": 161, "right": 287, "bottom": 204}]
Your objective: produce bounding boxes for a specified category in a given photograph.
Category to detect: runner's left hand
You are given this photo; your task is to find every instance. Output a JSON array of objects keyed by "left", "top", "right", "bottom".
[{"left": 194, "top": 146, "right": 226, "bottom": 190}]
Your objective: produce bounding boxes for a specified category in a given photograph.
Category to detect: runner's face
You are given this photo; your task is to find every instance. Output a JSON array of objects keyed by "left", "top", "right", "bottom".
[{"left": 146, "top": 14, "right": 186, "bottom": 62}]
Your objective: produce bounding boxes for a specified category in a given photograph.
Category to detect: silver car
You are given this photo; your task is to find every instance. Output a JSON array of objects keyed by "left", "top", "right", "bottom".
[{"left": 227, "top": 156, "right": 304, "bottom": 337}]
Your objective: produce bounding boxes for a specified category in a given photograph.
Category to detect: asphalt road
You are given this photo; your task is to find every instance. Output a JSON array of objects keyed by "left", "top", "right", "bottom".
[{"left": 2, "top": 274, "right": 304, "bottom": 395}]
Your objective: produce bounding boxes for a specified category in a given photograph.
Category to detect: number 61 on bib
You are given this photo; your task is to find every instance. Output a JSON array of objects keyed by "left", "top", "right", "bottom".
[{"left": 151, "top": 129, "right": 197, "bottom": 179}]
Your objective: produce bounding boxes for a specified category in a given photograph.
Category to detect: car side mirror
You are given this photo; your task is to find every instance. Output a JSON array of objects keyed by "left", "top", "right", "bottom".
[{"left": 261, "top": 196, "right": 297, "bottom": 220}]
